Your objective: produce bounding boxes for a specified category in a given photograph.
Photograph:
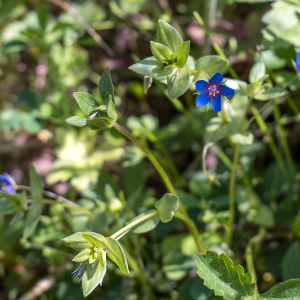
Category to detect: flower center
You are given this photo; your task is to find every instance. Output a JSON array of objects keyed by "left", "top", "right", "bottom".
[{"left": 207, "top": 84, "right": 220, "bottom": 97}]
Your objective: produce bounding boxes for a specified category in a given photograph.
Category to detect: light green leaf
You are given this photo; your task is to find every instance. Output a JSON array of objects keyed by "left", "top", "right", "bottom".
[
  {"left": 19, "top": 191, "right": 28, "bottom": 210},
  {"left": 65, "top": 116, "right": 87, "bottom": 127},
  {"left": 196, "top": 251, "right": 255, "bottom": 300},
  {"left": 157, "top": 19, "right": 183, "bottom": 53},
  {"left": 0, "top": 198, "right": 22, "bottom": 215},
  {"left": 261, "top": 279, "right": 300, "bottom": 300},
  {"left": 107, "top": 95, "right": 117, "bottom": 119},
  {"left": 254, "top": 87, "right": 287, "bottom": 101},
  {"left": 129, "top": 56, "right": 173, "bottom": 78},
  {"left": 150, "top": 41, "right": 173, "bottom": 61},
  {"left": 62, "top": 232, "right": 91, "bottom": 252},
  {"left": 230, "top": 132, "right": 254, "bottom": 146},
  {"left": 73, "top": 248, "right": 93, "bottom": 263},
  {"left": 82, "top": 250, "right": 107, "bottom": 297},
  {"left": 99, "top": 68, "right": 114, "bottom": 105},
  {"left": 195, "top": 55, "right": 229, "bottom": 77},
  {"left": 167, "top": 64, "right": 190, "bottom": 99},
  {"left": 0, "top": 192, "right": 19, "bottom": 202},
  {"left": 252, "top": 204, "right": 274, "bottom": 227},
  {"left": 106, "top": 237, "right": 129, "bottom": 274},
  {"left": 87, "top": 117, "right": 112, "bottom": 128},
  {"left": 249, "top": 57, "right": 266, "bottom": 84},
  {"left": 126, "top": 209, "right": 160, "bottom": 234},
  {"left": 174, "top": 41, "right": 190, "bottom": 68},
  {"left": 30, "top": 164, "right": 43, "bottom": 203},
  {"left": 82, "top": 232, "right": 107, "bottom": 249},
  {"left": 154, "top": 193, "right": 179, "bottom": 223},
  {"left": 72, "top": 92, "right": 97, "bottom": 116},
  {"left": 23, "top": 203, "right": 43, "bottom": 239}
]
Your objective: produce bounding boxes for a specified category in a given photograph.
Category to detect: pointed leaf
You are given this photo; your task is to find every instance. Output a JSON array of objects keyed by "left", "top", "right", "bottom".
[
  {"left": 107, "top": 96, "right": 117, "bottom": 119},
  {"left": 167, "top": 64, "right": 190, "bottom": 99},
  {"left": 150, "top": 41, "right": 173, "bottom": 61},
  {"left": 157, "top": 19, "right": 183, "bottom": 53},
  {"left": 82, "top": 250, "right": 107, "bottom": 297},
  {"left": 261, "top": 279, "right": 300, "bottom": 300},
  {"left": 23, "top": 202, "right": 43, "bottom": 238},
  {"left": 19, "top": 191, "right": 28, "bottom": 210},
  {"left": 0, "top": 198, "right": 22, "bottom": 215},
  {"left": 144, "top": 76, "right": 153, "bottom": 94},
  {"left": 99, "top": 68, "right": 114, "bottom": 105},
  {"left": 195, "top": 55, "right": 229, "bottom": 77},
  {"left": 62, "top": 232, "right": 91, "bottom": 252},
  {"left": 249, "top": 57, "right": 266, "bottom": 84},
  {"left": 87, "top": 117, "right": 112, "bottom": 128},
  {"left": 82, "top": 232, "right": 107, "bottom": 249},
  {"left": 65, "top": 116, "right": 87, "bottom": 127},
  {"left": 126, "top": 209, "right": 160, "bottom": 233},
  {"left": 72, "top": 92, "right": 98, "bottom": 115},
  {"left": 254, "top": 87, "right": 287, "bottom": 101},
  {"left": 196, "top": 251, "right": 255, "bottom": 300},
  {"left": 30, "top": 164, "right": 43, "bottom": 203},
  {"left": 73, "top": 248, "right": 93, "bottom": 263},
  {"left": 106, "top": 237, "right": 129, "bottom": 274},
  {"left": 154, "top": 193, "right": 179, "bottom": 223},
  {"left": 174, "top": 41, "right": 190, "bottom": 68}
]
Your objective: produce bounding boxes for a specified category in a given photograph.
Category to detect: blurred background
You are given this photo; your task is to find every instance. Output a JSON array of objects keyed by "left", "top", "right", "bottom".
[{"left": 1, "top": 0, "right": 300, "bottom": 299}]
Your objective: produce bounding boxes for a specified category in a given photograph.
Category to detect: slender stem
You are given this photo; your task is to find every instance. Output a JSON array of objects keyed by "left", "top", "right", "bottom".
[
  {"left": 110, "top": 210, "right": 158, "bottom": 240},
  {"left": 227, "top": 145, "right": 240, "bottom": 245},
  {"left": 174, "top": 212, "right": 206, "bottom": 253},
  {"left": 251, "top": 105, "right": 289, "bottom": 181},
  {"left": 283, "top": 73, "right": 300, "bottom": 89},
  {"left": 193, "top": 11, "right": 239, "bottom": 79},
  {"left": 112, "top": 122, "right": 205, "bottom": 252}
]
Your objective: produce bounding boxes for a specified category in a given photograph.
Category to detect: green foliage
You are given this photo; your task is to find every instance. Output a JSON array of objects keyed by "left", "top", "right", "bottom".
[
  {"left": 195, "top": 55, "right": 229, "bottom": 77},
  {"left": 126, "top": 209, "right": 160, "bottom": 233},
  {"left": 154, "top": 193, "right": 179, "bottom": 223}
]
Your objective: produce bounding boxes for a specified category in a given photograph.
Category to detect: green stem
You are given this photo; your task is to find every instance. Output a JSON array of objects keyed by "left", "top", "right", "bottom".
[
  {"left": 283, "top": 73, "right": 300, "bottom": 89},
  {"left": 112, "top": 122, "right": 205, "bottom": 252},
  {"left": 111, "top": 210, "right": 158, "bottom": 240},
  {"left": 193, "top": 11, "right": 239, "bottom": 79},
  {"left": 251, "top": 105, "right": 289, "bottom": 181},
  {"left": 227, "top": 145, "right": 240, "bottom": 245},
  {"left": 174, "top": 211, "right": 206, "bottom": 253}
]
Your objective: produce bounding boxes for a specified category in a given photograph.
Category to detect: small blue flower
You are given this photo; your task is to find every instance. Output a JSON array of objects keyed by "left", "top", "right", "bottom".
[
  {"left": 295, "top": 53, "right": 300, "bottom": 74},
  {"left": 195, "top": 72, "right": 235, "bottom": 112},
  {"left": 0, "top": 173, "right": 15, "bottom": 194},
  {"left": 72, "top": 263, "right": 87, "bottom": 279}
]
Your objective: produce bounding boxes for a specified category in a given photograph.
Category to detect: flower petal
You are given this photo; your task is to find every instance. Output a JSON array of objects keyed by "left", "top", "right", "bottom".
[
  {"left": 296, "top": 53, "right": 300, "bottom": 74},
  {"left": 195, "top": 93, "right": 211, "bottom": 107},
  {"left": 195, "top": 80, "right": 209, "bottom": 92},
  {"left": 219, "top": 85, "right": 235, "bottom": 97},
  {"left": 211, "top": 95, "right": 221, "bottom": 112},
  {"left": 209, "top": 72, "right": 223, "bottom": 85}
]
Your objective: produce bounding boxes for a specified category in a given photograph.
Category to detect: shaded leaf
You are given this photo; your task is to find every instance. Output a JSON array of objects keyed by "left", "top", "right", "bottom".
[
  {"left": 167, "top": 64, "right": 190, "bottom": 99},
  {"left": 249, "top": 57, "right": 266, "bottom": 84},
  {"left": 30, "top": 164, "right": 43, "bottom": 203},
  {"left": 23, "top": 203, "right": 43, "bottom": 239},
  {"left": 195, "top": 55, "right": 229, "bottom": 77},
  {"left": 261, "top": 279, "right": 300, "bottom": 300},
  {"left": 99, "top": 68, "right": 114, "bottom": 105},
  {"left": 86, "top": 117, "right": 112, "bottom": 128},
  {"left": 155, "top": 193, "right": 179, "bottom": 223},
  {"left": 174, "top": 41, "right": 190, "bottom": 68},
  {"left": 150, "top": 41, "right": 173, "bottom": 61}
]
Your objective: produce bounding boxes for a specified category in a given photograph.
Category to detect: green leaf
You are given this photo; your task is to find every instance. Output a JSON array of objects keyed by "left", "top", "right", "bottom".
[
  {"left": 0, "top": 198, "right": 22, "bottom": 215},
  {"left": 82, "top": 232, "right": 107, "bottom": 249},
  {"left": 62, "top": 232, "right": 91, "bottom": 252},
  {"left": 30, "top": 164, "right": 43, "bottom": 203},
  {"left": 154, "top": 193, "right": 179, "bottom": 223},
  {"left": 282, "top": 242, "right": 300, "bottom": 281},
  {"left": 82, "top": 250, "right": 107, "bottom": 297},
  {"left": 167, "top": 63, "right": 190, "bottom": 99},
  {"left": 129, "top": 56, "right": 173, "bottom": 78},
  {"left": 106, "top": 237, "right": 129, "bottom": 274},
  {"left": 23, "top": 203, "right": 43, "bottom": 239},
  {"left": 19, "top": 191, "right": 28, "bottom": 210},
  {"left": 254, "top": 87, "right": 287, "bottom": 101},
  {"left": 157, "top": 19, "right": 183, "bottom": 53},
  {"left": 86, "top": 117, "right": 112, "bottom": 128},
  {"left": 99, "top": 68, "right": 114, "bottom": 105},
  {"left": 195, "top": 55, "right": 229, "bottom": 77},
  {"left": 230, "top": 132, "right": 254, "bottom": 145},
  {"left": 37, "top": 3, "right": 49, "bottom": 30},
  {"left": 73, "top": 248, "right": 93, "bottom": 263},
  {"left": 107, "top": 95, "right": 117, "bottom": 119},
  {"left": 150, "top": 41, "right": 173, "bottom": 61},
  {"left": 174, "top": 41, "right": 190, "bottom": 68},
  {"left": 72, "top": 92, "right": 97, "bottom": 116},
  {"left": 261, "top": 279, "right": 300, "bottom": 300},
  {"left": 2, "top": 40, "right": 28, "bottom": 54},
  {"left": 196, "top": 251, "right": 255, "bottom": 300},
  {"left": 126, "top": 209, "right": 160, "bottom": 233},
  {"left": 252, "top": 204, "right": 274, "bottom": 227},
  {"left": 249, "top": 57, "right": 266, "bottom": 84},
  {"left": 65, "top": 116, "right": 87, "bottom": 127},
  {"left": 143, "top": 76, "right": 153, "bottom": 94}
]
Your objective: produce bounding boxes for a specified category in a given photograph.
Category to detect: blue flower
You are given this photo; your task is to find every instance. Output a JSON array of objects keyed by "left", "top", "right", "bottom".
[
  {"left": 295, "top": 53, "right": 300, "bottom": 74},
  {"left": 195, "top": 72, "right": 235, "bottom": 112},
  {"left": 0, "top": 173, "right": 15, "bottom": 194},
  {"left": 72, "top": 263, "right": 87, "bottom": 279}
]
